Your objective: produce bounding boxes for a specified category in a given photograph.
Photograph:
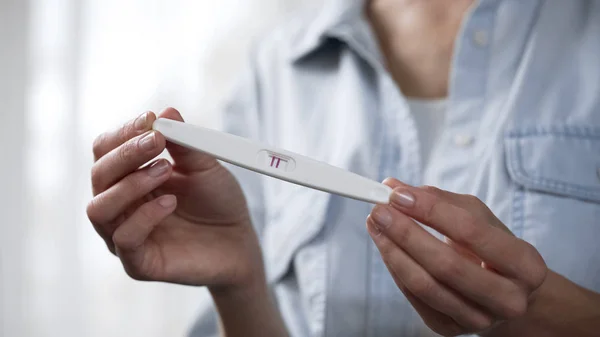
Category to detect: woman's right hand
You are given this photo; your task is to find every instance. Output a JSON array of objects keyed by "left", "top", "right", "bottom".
[{"left": 86, "top": 107, "right": 264, "bottom": 291}]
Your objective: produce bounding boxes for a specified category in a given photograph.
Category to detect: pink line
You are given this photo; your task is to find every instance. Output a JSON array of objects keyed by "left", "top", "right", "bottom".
[
  {"left": 276, "top": 158, "right": 281, "bottom": 168},
  {"left": 270, "top": 156, "right": 276, "bottom": 167}
]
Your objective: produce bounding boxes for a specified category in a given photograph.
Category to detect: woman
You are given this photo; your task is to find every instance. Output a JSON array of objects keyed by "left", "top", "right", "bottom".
[{"left": 87, "top": 0, "right": 600, "bottom": 336}]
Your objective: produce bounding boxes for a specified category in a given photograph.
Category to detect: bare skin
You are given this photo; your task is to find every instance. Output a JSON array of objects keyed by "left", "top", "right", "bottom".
[{"left": 367, "top": 0, "right": 474, "bottom": 98}]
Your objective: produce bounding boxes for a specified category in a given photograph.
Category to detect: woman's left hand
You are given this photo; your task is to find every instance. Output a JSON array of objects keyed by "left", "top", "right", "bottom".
[{"left": 367, "top": 178, "right": 548, "bottom": 336}]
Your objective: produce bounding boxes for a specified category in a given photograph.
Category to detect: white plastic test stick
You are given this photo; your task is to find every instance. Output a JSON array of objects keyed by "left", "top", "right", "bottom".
[{"left": 153, "top": 118, "right": 393, "bottom": 204}]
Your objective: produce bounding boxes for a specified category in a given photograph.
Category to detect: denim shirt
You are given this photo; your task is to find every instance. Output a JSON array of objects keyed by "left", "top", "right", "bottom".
[{"left": 189, "top": 1, "right": 600, "bottom": 336}]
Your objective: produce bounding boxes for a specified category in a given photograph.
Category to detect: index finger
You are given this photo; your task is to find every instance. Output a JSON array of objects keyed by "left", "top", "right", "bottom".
[
  {"left": 93, "top": 111, "right": 156, "bottom": 161},
  {"left": 383, "top": 178, "right": 507, "bottom": 230},
  {"left": 387, "top": 185, "right": 539, "bottom": 282}
]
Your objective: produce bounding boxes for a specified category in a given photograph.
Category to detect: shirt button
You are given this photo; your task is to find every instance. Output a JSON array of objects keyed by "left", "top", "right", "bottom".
[
  {"left": 453, "top": 134, "right": 475, "bottom": 147},
  {"left": 473, "top": 30, "right": 489, "bottom": 47}
]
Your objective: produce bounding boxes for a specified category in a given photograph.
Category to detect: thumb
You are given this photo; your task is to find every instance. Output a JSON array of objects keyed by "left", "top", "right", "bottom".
[{"left": 157, "top": 107, "right": 220, "bottom": 173}]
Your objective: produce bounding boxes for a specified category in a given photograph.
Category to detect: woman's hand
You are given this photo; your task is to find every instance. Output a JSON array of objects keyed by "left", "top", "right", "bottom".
[
  {"left": 367, "top": 178, "right": 548, "bottom": 336},
  {"left": 87, "top": 108, "right": 262, "bottom": 290},
  {"left": 88, "top": 108, "right": 289, "bottom": 337}
]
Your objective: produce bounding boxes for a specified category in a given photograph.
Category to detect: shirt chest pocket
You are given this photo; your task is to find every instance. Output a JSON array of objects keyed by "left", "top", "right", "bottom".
[{"left": 504, "top": 125, "right": 600, "bottom": 290}]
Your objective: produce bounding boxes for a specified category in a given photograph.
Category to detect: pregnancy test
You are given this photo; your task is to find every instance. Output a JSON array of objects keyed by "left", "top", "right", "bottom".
[{"left": 152, "top": 118, "right": 392, "bottom": 204}]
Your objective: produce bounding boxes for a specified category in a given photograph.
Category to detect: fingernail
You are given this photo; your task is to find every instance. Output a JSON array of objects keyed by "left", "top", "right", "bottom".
[
  {"left": 148, "top": 160, "right": 169, "bottom": 177},
  {"left": 158, "top": 195, "right": 176, "bottom": 208},
  {"left": 392, "top": 189, "right": 415, "bottom": 208},
  {"left": 372, "top": 206, "right": 394, "bottom": 230},
  {"left": 134, "top": 112, "right": 149, "bottom": 131},
  {"left": 139, "top": 132, "right": 156, "bottom": 151}
]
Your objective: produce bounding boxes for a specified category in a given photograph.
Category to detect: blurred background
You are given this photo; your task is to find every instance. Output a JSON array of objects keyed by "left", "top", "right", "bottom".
[{"left": 0, "top": 0, "right": 319, "bottom": 336}]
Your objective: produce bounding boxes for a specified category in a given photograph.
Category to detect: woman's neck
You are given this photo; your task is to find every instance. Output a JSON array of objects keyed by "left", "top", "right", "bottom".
[{"left": 367, "top": 0, "right": 476, "bottom": 99}]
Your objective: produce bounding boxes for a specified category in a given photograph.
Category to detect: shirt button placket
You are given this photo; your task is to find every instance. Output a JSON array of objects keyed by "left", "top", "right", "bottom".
[
  {"left": 440, "top": 1, "right": 498, "bottom": 180},
  {"left": 453, "top": 134, "right": 476, "bottom": 148}
]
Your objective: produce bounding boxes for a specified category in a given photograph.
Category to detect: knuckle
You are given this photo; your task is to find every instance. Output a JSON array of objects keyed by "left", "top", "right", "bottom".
[
  {"left": 436, "top": 255, "right": 463, "bottom": 280},
  {"left": 112, "top": 232, "right": 128, "bottom": 250},
  {"left": 461, "top": 194, "right": 501, "bottom": 224},
  {"left": 119, "top": 140, "right": 138, "bottom": 163},
  {"left": 138, "top": 201, "right": 159, "bottom": 220},
  {"left": 456, "top": 214, "right": 484, "bottom": 244},
  {"left": 121, "top": 172, "right": 144, "bottom": 194},
  {"left": 406, "top": 274, "right": 435, "bottom": 298},
  {"left": 112, "top": 222, "right": 131, "bottom": 244},
  {"left": 473, "top": 318, "right": 494, "bottom": 333},
  {"left": 377, "top": 237, "right": 395, "bottom": 258},
  {"left": 86, "top": 198, "right": 100, "bottom": 223},
  {"left": 463, "top": 194, "right": 486, "bottom": 208},
  {"left": 90, "top": 164, "right": 104, "bottom": 193},
  {"left": 503, "top": 296, "right": 528, "bottom": 319},
  {"left": 391, "top": 220, "right": 412, "bottom": 246},
  {"left": 106, "top": 241, "right": 117, "bottom": 256},
  {"left": 113, "top": 230, "right": 138, "bottom": 253},
  {"left": 92, "top": 133, "right": 107, "bottom": 159},
  {"left": 122, "top": 263, "right": 149, "bottom": 281},
  {"left": 423, "top": 199, "right": 441, "bottom": 223},
  {"left": 421, "top": 185, "right": 443, "bottom": 195},
  {"left": 118, "top": 122, "right": 134, "bottom": 143},
  {"left": 421, "top": 186, "right": 449, "bottom": 205},
  {"left": 500, "top": 285, "right": 528, "bottom": 319},
  {"left": 521, "top": 242, "right": 548, "bottom": 289}
]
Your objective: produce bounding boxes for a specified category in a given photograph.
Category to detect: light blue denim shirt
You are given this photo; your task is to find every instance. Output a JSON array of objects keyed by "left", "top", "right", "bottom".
[{"left": 190, "top": 1, "right": 600, "bottom": 336}]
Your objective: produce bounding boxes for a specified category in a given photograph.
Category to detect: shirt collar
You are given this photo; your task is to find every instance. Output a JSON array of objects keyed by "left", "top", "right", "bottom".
[
  {"left": 290, "top": 0, "right": 383, "bottom": 69},
  {"left": 289, "top": 0, "right": 509, "bottom": 68}
]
